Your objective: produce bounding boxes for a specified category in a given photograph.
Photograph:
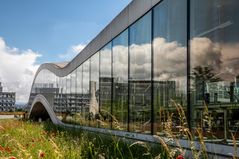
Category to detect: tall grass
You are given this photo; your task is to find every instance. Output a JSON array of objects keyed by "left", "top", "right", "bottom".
[
  {"left": 1, "top": 101, "right": 238, "bottom": 158},
  {"left": 0, "top": 119, "right": 163, "bottom": 159}
]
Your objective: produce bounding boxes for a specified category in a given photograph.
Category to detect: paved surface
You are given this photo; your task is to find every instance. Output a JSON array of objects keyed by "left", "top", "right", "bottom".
[{"left": 0, "top": 115, "right": 14, "bottom": 119}]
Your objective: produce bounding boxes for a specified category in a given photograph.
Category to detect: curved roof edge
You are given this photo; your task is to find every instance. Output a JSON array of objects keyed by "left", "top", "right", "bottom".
[
  {"left": 35, "top": 0, "right": 161, "bottom": 77},
  {"left": 29, "top": 0, "right": 161, "bottom": 101},
  {"left": 28, "top": 94, "right": 63, "bottom": 125}
]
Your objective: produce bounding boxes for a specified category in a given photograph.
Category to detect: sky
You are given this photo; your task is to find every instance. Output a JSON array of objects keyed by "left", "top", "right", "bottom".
[{"left": 0, "top": 0, "right": 131, "bottom": 103}]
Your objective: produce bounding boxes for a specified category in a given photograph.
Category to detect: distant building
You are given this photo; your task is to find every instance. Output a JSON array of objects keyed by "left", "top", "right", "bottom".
[{"left": 0, "top": 82, "right": 15, "bottom": 112}]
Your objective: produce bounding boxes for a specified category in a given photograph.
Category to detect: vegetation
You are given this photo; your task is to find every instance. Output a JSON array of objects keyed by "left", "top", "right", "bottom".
[
  {"left": 0, "top": 119, "right": 163, "bottom": 159},
  {"left": 0, "top": 102, "right": 238, "bottom": 158}
]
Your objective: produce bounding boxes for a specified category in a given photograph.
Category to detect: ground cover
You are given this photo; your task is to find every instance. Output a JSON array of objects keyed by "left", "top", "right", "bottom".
[
  {"left": 0, "top": 119, "right": 163, "bottom": 159},
  {"left": 1, "top": 103, "right": 237, "bottom": 159}
]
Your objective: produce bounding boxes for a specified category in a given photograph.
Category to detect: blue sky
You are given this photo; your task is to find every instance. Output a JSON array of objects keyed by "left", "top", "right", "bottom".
[
  {"left": 0, "top": 0, "right": 131, "bottom": 103},
  {"left": 0, "top": 0, "right": 131, "bottom": 64}
]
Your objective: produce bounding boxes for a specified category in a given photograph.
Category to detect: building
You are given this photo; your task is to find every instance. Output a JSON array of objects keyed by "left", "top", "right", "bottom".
[
  {"left": 28, "top": 0, "right": 239, "bottom": 156},
  {"left": 0, "top": 82, "right": 15, "bottom": 112}
]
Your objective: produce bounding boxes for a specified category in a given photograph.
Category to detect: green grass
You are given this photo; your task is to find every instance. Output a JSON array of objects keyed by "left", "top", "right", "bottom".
[
  {"left": 0, "top": 119, "right": 164, "bottom": 159},
  {"left": 1, "top": 102, "right": 236, "bottom": 159}
]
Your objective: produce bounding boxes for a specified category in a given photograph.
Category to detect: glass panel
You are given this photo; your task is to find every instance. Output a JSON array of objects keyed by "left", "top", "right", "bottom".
[
  {"left": 62, "top": 76, "right": 67, "bottom": 118},
  {"left": 82, "top": 60, "right": 90, "bottom": 126},
  {"left": 75, "top": 66, "right": 84, "bottom": 125},
  {"left": 64, "top": 74, "right": 73, "bottom": 123},
  {"left": 90, "top": 52, "right": 100, "bottom": 127},
  {"left": 70, "top": 70, "right": 77, "bottom": 124},
  {"left": 129, "top": 11, "right": 151, "bottom": 134},
  {"left": 191, "top": 0, "right": 239, "bottom": 141},
  {"left": 100, "top": 43, "right": 112, "bottom": 129},
  {"left": 153, "top": 0, "right": 187, "bottom": 135},
  {"left": 53, "top": 76, "right": 59, "bottom": 112},
  {"left": 53, "top": 76, "right": 62, "bottom": 120},
  {"left": 112, "top": 30, "right": 128, "bottom": 130},
  {"left": 57, "top": 76, "right": 66, "bottom": 120}
]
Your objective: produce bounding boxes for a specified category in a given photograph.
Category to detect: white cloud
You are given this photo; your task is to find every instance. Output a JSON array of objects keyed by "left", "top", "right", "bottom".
[
  {"left": 153, "top": 37, "right": 186, "bottom": 81},
  {"left": 0, "top": 37, "right": 40, "bottom": 103},
  {"left": 59, "top": 43, "right": 86, "bottom": 61},
  {"left": 191, "top": 37, "right": 222, "bottom": 72}
]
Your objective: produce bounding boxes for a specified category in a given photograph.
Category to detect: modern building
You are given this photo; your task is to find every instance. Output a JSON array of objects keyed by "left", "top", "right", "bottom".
[
  {"left": 0, "top": 82, "right": 15, "bottom": 112},
  {"left": 28, "top": 0, "right": 239, "bottom": 157}
]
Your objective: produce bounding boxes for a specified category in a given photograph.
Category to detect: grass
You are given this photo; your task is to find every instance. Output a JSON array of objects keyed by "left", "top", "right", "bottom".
[
  {"left": 0, "top": 102, "right": 238, "bottom": 158},
  {"left": 0, "top": 119, "right": 164, "bottom": 159}
]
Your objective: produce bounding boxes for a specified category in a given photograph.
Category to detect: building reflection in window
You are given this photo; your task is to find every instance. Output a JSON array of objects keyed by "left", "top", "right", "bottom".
[
  {"left": 129, "top": 11, "right": 152, "bottom": 134},
  {"left": 191, "top": 0, "right": 239, "bottom": 141},
  {"left": 90, "top": 52, "right": 100, "bottom": 127},
  {"left": 153, "top": 0, "right": 187, "bottom": 135},
  {"left": 99, "top": 43, "right": 112, "bottom": 128},
  {"left": 112, "top": 30, "right": 128, "bottom": 130}
]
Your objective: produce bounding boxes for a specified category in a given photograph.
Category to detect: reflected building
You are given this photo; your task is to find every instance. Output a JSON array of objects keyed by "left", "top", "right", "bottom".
[{"left": 28, "top": 0, "right": 239, "bottom": 149}]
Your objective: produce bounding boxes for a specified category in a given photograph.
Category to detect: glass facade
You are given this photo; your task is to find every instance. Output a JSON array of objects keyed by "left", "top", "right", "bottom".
[
  {"left": 99, "top": 43, "right": 112, "bottom": 128},
  {"left": 90, "top": 52, "right": 100, "bottom": 127},
  {"left": 29, "top": 0, "right": 239, "bottom": 142},
  {"left": 75, "top": 66, "right": 83, "bottom": 125},
  {"left": 129, "top": 11, "right": 152, "bottom": 134},
  {"left": 191, "top": 0, "right": 239, "bottom": 140},
  {"left": 82, "top": 60, "right": 90, "bottom": 126},
  {"left": 153, "top": 0, "right": 187, "bottom": 134},
  {"left": 112, "top": 30, "right": 128, "bottom": 130}
]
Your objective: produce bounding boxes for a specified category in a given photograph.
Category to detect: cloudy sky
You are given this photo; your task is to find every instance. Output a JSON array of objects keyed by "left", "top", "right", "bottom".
[{"left": 0, "top": 0, "right": 131, "bottom": 103}]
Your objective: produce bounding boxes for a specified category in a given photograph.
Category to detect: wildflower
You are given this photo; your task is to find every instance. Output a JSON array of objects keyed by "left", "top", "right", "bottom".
[
  {"left": 5, "top": 147, "right": 11, "bottom": 153},
  {"left": 38, "top": 150, "right": 45, "bottom": 158},
  {"left": 41, "top": 131, "right": 47, "bottom": 135},
  {"left": 176, "top": 154, "right": 185, "bottom": 159},
  {"left": 9, "top": 156, "right": 16, "bottom": 159},
  {"left": 0, "top": 145, "right": 4, "bottom": 151}
]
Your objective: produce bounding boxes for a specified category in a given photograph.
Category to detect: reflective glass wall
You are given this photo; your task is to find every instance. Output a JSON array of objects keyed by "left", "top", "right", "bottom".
[
  {"left": 90, "top": 52, "right": 100, "bottom": 127},
  {"left": 112, "top": 30, "right": 128, "bottom": 131},
  {"left": 129, "top": 11, "right": 152, "bottom": 134},
  {"left": 153, "top": 0, "right": 187, "bottom": 134},
  {"left": 190, "top": 0, "right": 239, "bottom": 140},
  {"left": 99, "top": 43, "right": 112, "bottom": 128},
  {"left": 29, "top": 0, "right": 239, "bottom": 142},
  {"left": 75, "top": 66, "right": 83, "bottom": 125},
  {"left": 82, "top": 60, "right": 90, "bottom": 126}
]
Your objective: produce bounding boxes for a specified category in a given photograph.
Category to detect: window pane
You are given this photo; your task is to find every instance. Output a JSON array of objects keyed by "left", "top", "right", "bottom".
[
  {"left": 64, "top": 74, "right": 72, "bottom": 123},
  {"left": 55, "top": 76, "right": 65, "bottom": 117},
  {"left": 191, "top": 0, "right": 239, "bottom": 141},
  {"left": 82, "top": 60, "right": 90, "bottom": 126},
  {"left": 129, "top": 11, "right": 151, "bottom": 134},
  {"left": 100, "top": 43, "right": 112, "bottom": 129},
  {"left": 70, "top": 70, "right": 77, "bottom": 124},
  {"left": 90, "top": 52, "right": 100, "bottom": 127},
  {"left": 112, "top": 29, "right": 128, "bottom": 130},
  {"left": 75, "top": 66, "right": 84, "bottom": 125},
  {"left": 62, "top": 76, "right": 67, "bottom": 116},
  {"left": 153, "top": 0, "right": 187, "bottom": 135}
]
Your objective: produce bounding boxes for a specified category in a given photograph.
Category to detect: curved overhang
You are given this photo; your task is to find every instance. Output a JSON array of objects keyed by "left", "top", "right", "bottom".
[
  {"left": 28, "top": 94, "right": 62, "bottom": 125},
  {"left": 32, "top": 0, "right": 161, "bottom": 77},
  {"left": 29, "top": 0, "right": 162, "bottom": 98}
]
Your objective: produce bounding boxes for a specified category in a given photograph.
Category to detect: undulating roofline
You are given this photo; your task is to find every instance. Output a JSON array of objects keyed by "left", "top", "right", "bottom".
[{"left": 34, "top": 0, "right": 161, "bottom": 78}]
